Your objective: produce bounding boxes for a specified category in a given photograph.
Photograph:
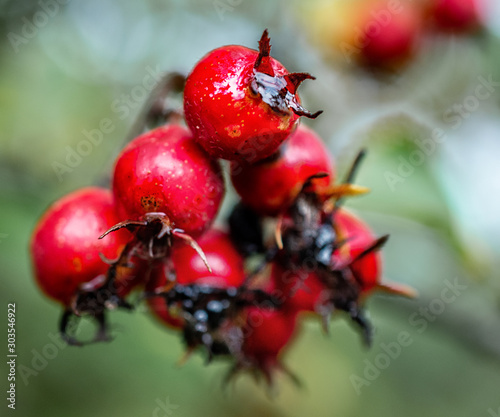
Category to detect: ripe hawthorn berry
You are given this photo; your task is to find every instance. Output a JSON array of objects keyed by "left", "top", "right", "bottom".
[
  {"left": 184, "top": 30, "right": 322, "bottom": 162},
  {"left": 31, "top": 187, "right": 130, "bottom": 305},
  {"left": 271, "top": 208, "right": 383, "bottom": 312},
  {"left": 265, "top": 147, "right": 415, "bottom": 342},
  {"left": 231, "top": 124, "right": 335, "bottom": 216},
  {"left": 107, "top": 124, "right": 225, "bottom": 266},
  {"left": 30, "top": 187, "right": 139, "bottom": 344},
  {"left": 272, "top": 201, "right": 415, "bottom": 343}
]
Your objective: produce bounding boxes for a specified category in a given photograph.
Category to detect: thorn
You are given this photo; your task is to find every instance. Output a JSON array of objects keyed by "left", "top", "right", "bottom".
[
  {"left": 157, "top": 216, "right": 173, "bottom": 239},
  {"left": 159, "top": 280, "right": 176, "bottom": 294},
  {"left": 99, "top": 220, "right": 147, "bottom": 239},
  {"left": 320, "top": 311, "right": 331, "bottom": 334},
  {"left": 324, "top": 184, "right": 371, "bottom": 208},
  {"left": 283, "top": 72, "right": 316, "bottom": 94},
  {"left": 345, "top": 149, "right": 367, "bottom": 185},
  {"left": 176, "top": 348, "right": 194, "bottom": 367},
  {"left": 254, "top": 29, "right": 271, "bottom": 70},
  {"left": 333, "top": 149, "right": 368, "bottom": 211},
  {"left": 148, "top": 237, "right": 155, "bottom": 259},
  {"left": 353, "top": 235, "right": 390, "bottom": 263},
  {"left": 376, "top": 282, "right": 418, "bottom": 298},
  {"left": 79, "top": 274, "right": 106, "bottom": 292},
  {"left": 301, "top": 172, "right": 330, "bottom": 192},
  {"left": 292, "top": 107, "right": 323, "bottom": 119},
  {"left": 334, "top": 183, "right": 370, "bottom": 197},
  {"left": 278, "top": 362, "right": 303, "bottom": 388},
  {"left": 222, "top": 363, "right": 241, "bottom": 389},
  {"left": 172, "top": 229, "right": 212, "bottom": 273},
  {"left": 349, "top": 306, "right": 372, "bottom": 347},
  {"left": 93, "top": 313, "right": 113, "bottom": 343},
  {"left": 98, "top": 252, "right": 119, "bottom": 265},
  {"left": 275, "top": 216, "right": 284, "bottom": 250},
  {"left": 59, "top": 309, "right": 83, "bottom": 347}
]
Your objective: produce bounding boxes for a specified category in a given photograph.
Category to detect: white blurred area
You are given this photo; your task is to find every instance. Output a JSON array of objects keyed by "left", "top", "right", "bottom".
[
  {"left": 36, "top": 0, "right": 264, "bottom": 84},
  {"left": 438, "top": 116, "right": 500, "bottom": 254},
  {"left": 480, "top": 0, "right": 500, "bottom": 37}
]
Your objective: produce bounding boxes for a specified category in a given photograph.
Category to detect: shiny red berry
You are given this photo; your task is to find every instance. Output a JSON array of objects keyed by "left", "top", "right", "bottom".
[
  {"left": 231, "top": 124, "right": 335, "bottom": 216},
  {"left": 271, "top": 208, "right": 385, "bottom": 316},
  {"left": 184, "top": 30, "right": 321, "bottom": 162},
  {"left": 30, "top": 187, "right": 130, "bottom": 306},
  {"left": 112, "top": 124, "right": 225, "bottom": 237},
  {"left": 172, "top": 229, "right": 246, "bottom": 287}
]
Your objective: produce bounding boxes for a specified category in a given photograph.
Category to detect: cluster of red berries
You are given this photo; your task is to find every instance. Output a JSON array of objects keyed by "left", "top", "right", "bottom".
[
  {"left": 346, "top": 0, "right": 484, "bottom": 71},
  {"left": 30, "top": 30, "right": 414, "bottom": 383}
]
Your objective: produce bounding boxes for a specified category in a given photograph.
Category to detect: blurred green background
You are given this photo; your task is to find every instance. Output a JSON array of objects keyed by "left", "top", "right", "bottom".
[{"left": 1, "top": 0, "right": 500, "bottom": 416}]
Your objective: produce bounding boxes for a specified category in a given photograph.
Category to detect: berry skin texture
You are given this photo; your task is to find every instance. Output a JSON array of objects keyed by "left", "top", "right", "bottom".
[
  {"left": 112, "top": 124, "right": 225, "bottom": 237},
  {"left": 184, "top": 30, "right": 321, "bottom": 162},
  {"left": 231, "top": 124, "right": 335, "bottom": 216},
  {"left": 147, "top": 229, "right": 246, "bottom": 329},
  {"left": 30, "top": 187, "right": 130, "bottom": 306},
  {"left": 171, "top": 229, "right": 246, "bottom": 288},
  {"left": 427, "top": 0, "right": 480, "bottom": 32}
]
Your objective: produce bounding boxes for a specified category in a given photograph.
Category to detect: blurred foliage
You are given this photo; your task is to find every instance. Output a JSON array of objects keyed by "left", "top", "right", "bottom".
[{"left": 1, "top": 0, "right": 500, "bottom": 416}]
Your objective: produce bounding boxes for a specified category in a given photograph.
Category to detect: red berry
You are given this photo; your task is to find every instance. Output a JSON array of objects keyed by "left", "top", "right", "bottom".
[
  {"left": 147, "top": 229, "right": 246, "bottom": 329},
  {"left": 184, "top": 30, "right": 321, "bottom": 162},
  {"left": 112, "top": 124, "right": 225, "bottom": 237},
  {"left": 335, "top": 208, "right": 381, "bottom": 294},
  {"left": 270, "top": 262, "right": 328, "bottom": 314},
  {"left": 427, "top": 0, "right": 480, "bottom": 32},
  {"left": 335, "top": 208, "right": 416, "bottom": 302},
  {"left": 273, "top": 208, "right": 383, "bottom": 310},
  {"left": 172, "top": 229, "right": 246, "bottom": 287},
  {"left": 356, "top": 1, "right": 422, "bottom": 70},
  {"left": 240, "top": 308, "right": 298, "bottom": 382},
  {"left": 231, "top": 125, "right": 335, "bottom": 216},
  {"left": 30, "top": 187, "right": 130, "bottom": 306}
]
